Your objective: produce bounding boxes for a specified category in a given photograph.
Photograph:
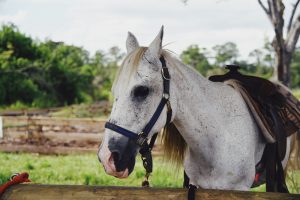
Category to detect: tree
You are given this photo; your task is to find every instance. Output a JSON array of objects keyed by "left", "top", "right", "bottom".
[
  {"left": 212, "top": 42, "right": 239, "bottom": 67},
  {"left": 0, "top": 24, "right": 41, "bottom": 105},
  {"left": 247, "top": 38, "right": 274, "bottom": 78},
  {"left": 258, "top": 0, "right": 300, "bottom": 86},
  {"left": 291, "top": 48, "right": 300, "bottom": 88},
  {"left": 0, "top": 23, "right": 39, "bottom": 61},
  {"left": 180, "top": 45, "right": 212, "bottom": 76}
]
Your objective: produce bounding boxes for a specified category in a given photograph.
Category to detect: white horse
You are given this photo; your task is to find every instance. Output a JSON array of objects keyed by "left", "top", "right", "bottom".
[{"left": 98, "top": 27, "right": 296, "bottom": 190}]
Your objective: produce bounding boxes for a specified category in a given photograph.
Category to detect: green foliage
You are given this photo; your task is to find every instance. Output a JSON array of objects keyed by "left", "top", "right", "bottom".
[
  {"left": 291, "top": 49, "right": 300, "bottom": 89},
  {"left": 180, "top": 45, "right": 212, "bottom": 76},
  {"left": 293, "top": 89, "right": 300, "bottom": 100},
  {"left": 0, "top": 23, "right": 39, "bottom": 60},
  {"left": 245, "top": 38, "right": 273, "bottom": 79},
  {"left": 0, "top": 24, "right": 121, "bottom": 108},
  {"left": 180, "top": 40, "right": 274, "bottom": 81},
  {"left": 212, "top": 42, "right": 239, "bottom": 66}
]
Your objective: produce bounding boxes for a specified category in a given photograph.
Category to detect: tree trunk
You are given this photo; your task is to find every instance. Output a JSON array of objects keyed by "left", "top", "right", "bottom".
[
  {"left": 282, "top": 50, "right": 292, "bottom": 87},
  {"left": 273, "top": 40, "right": 292, "bottom": 87},
  {"left": 257, "top": 0, "right": 300, "bottom": 87}
]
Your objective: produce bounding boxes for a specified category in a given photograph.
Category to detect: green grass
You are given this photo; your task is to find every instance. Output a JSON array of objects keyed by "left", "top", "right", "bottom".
[
  {"left": 0, "top": 152, "right": 183, "bottom": 187},
  {"left": 0, "top": 152, "right": 299, "bottom": 193}
]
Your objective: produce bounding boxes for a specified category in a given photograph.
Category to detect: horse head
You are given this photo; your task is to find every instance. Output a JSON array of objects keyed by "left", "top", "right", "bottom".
[{"left": 98, "top": 26, "right": 177, "bottom": 178}]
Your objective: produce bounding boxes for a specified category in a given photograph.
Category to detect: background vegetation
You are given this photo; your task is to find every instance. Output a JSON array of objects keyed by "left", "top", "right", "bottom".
[
  {"left": 0, "top": 24, "right": 122, "bottom": 109},
  {"left": 0, "top": 23, "right": 299, "bottom": 110}
]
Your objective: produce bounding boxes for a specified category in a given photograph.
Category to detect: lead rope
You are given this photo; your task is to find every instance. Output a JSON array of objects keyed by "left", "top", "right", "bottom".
[
  {"left": 0, "top": 172, "right": 31, "bottom": 197},
  {"left": 140, "top": 141, "right": 153, "bottom": 187},
  {"left": 140, "top": 129, "right": 159, "bottom": 186}
]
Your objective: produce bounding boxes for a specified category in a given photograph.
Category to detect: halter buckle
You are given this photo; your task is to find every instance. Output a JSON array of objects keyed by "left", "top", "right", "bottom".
[
  {"left": 136, "top": 132, "right": 147, "bottom": 146},
  {"left": 161, "top": 67, "right": 171, "bottom": 80}
]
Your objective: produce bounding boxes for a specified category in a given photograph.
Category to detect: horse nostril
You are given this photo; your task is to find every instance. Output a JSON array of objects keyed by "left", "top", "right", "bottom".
[{"left": 111, "top": 151, "right": 120, "bottom": 163}]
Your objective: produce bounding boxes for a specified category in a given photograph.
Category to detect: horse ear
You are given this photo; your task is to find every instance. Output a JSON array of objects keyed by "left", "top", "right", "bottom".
[
  {"left": 126, "top": 32, "right": 139, "bottom": 54},
  {"left": 147, "top": 26, "right": 164, "bottom": 57}
]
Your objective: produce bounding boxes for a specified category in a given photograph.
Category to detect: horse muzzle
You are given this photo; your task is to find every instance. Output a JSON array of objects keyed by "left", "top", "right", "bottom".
[{"left": 98, "top": 136, "right": 137, "bottom": 178}]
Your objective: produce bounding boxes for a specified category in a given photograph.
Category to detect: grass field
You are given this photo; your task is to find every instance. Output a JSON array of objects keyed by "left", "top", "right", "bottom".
[
  {"left": 0, "top": 152, "right": 183, "bottom": 188},
  {"left": 0, "top": 152, "right": 299, "bottom": 193}
]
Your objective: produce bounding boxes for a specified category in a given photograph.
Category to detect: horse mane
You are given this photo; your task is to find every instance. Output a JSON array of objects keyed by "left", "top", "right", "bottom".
[
  {"left": 161, "top": 51, "right": 187, "bottom": 166},
  {"left": 161, "top": 123, "right": 187, "bottom": 167},
  {"left": 113, "top": 47, "right": 188, "bottom": 166}
]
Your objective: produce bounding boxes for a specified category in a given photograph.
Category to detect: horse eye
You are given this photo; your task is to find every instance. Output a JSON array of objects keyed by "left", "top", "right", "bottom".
[{"left": 132, "top": 86, "right": 150, "bottom": 101}]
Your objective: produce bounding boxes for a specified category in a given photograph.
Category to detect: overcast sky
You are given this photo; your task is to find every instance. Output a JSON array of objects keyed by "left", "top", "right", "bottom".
[{"left": 0, "top": 0, "right": 298, "bottom": 59}]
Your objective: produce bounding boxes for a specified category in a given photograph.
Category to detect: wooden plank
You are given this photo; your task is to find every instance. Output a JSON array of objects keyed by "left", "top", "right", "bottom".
[
  {"left": 2, "top": 131, "right": 28, "bottom": 143},
  {"left": 0, "top": 143, "right": 163, "bottom": 155},
  {"left": 2, "top": 117, "right": 28, "bottom": 128},
  {"left": 0, "top": 116, "right": 3, "bottom": 139},
  {"left": 0, "top": 107, "right": 61, "bottom": 116},
  {"left": 42, "top": 132, "right": 102, "bottom": 144},
  {"left": 1, "top": 131, "right": 102, "bottom": 145},
  {"left": 1, "top": 184, "right": 299, "bottom": 200},
  {"left": 0, "top": 144, "right": 97, "bottom": 155},
  {"left": 32, "top": 117, "right": 105, "bottom": 127},
  {"left": 2, "top": 116, "right": 106, "bottom": 128}
]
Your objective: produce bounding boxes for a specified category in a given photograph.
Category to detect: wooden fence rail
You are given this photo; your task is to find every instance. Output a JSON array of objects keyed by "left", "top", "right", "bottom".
[
  {"left": 1, "top": 184, "right": 299, "bottom": 200},
  {"left": 0, "top": 116, "right": 163, "bottom": 155},
  {"left": 0, "top": 116, "right": 105, "bottom": 154}
]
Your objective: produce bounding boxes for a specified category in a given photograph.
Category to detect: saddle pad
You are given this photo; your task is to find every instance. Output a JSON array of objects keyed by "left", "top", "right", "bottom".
[{"left": 225, "top": 79, "right": 300, "bottom": 143}]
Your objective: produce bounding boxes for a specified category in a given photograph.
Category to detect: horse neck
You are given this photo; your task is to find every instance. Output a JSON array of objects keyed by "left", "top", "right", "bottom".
[{"left": 169, "top": 58, "right": 225, "bottom": 145}]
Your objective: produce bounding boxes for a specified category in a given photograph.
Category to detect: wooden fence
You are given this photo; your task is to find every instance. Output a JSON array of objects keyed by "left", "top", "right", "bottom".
[
  {"left": 0, "top": 116, "right": 104, "bottom": 154},
  {"left": 0, "top": 116, "right": 163, "bottom": 155},
  {"left": 1, "top": 184, "right": 300, "bottom": 200}
]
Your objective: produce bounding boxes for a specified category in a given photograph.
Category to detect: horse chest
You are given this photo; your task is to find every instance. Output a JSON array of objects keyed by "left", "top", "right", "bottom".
[{"left": 182, "top": 111, "right": 259, "bottom": 189}]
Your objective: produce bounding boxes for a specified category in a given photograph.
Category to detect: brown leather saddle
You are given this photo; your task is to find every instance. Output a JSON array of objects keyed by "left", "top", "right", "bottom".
[{"left": 209, "top": 65, "right": 300, "bottom": 193}]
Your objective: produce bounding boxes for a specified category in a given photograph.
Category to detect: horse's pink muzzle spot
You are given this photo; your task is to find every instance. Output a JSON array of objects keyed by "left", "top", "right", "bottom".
[{"left": 98, "top": 143, "right": 129, "bottom": 179}]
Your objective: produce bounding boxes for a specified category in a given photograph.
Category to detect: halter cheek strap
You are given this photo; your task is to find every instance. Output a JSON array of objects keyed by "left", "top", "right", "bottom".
[{"left": 104, "top": 56, "right": 172, "bottom": 186}]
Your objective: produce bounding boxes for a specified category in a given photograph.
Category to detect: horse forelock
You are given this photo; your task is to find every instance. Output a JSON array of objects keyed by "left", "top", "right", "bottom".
[
  {"left": 112, "top": 48, "right": 178, "bottom": 94},
  {"left": 112, "top": 47, "right": 148, "bottom": 95}
]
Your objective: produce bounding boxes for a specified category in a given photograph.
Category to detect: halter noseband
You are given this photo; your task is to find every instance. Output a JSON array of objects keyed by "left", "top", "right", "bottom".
[{"left": 104, "top": 56, "right": 172, "bottom": 186}]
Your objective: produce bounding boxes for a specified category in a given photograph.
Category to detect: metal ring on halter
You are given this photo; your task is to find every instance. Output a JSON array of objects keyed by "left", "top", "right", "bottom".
[{"left": 162, "top": 93, "right": 169, "bottom": 100}]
